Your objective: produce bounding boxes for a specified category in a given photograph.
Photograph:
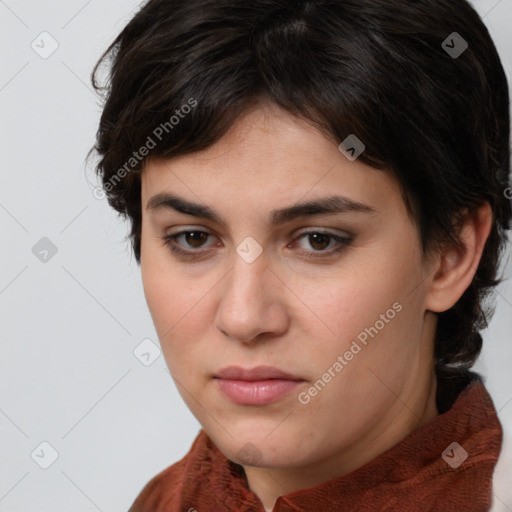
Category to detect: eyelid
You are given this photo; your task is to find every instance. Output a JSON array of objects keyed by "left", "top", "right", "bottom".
[{"left": 293, "top": 226, "right": 353, "bottom": 238}]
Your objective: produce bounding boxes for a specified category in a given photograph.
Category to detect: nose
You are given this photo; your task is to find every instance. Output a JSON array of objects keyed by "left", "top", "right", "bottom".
[{"left": 215, "top": 251, "right": 290, "bottom": 344}]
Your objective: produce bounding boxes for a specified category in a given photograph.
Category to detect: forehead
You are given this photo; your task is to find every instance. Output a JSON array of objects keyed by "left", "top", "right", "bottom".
[{"left": 141, "top": 103, "right": 403, "bottom": 220}]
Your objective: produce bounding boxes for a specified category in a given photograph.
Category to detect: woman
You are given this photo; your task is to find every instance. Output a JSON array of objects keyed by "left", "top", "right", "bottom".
[{"left": 90, "top": 0, "right": 511, "bottom": 510}]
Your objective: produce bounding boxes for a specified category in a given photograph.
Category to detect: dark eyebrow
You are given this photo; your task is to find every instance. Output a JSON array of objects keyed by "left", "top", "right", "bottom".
[{"left": 146, "top": 193, "right": 377, "bottom": 225}]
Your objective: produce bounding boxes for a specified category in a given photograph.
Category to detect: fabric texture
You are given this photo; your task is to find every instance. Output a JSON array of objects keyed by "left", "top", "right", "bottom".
[{"left": 128, "top": 370, "right": 503, "bottom": 512}]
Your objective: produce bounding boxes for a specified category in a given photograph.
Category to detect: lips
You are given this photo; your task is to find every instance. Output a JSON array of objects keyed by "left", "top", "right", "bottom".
[
  {"left": 214, "top": 365, "right": 303, "bottom": 381},
  {"left": 213, "top": 366, "right": 305, "bottom": 405}
]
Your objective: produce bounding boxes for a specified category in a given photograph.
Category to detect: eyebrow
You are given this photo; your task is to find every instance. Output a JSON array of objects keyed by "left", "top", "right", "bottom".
[{"left": 146, "top": 193, "right": 377, "bottom": 226}]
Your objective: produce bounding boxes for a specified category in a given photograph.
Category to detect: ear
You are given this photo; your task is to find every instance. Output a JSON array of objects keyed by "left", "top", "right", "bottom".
[{"left": 425, "top": 202, "right": 493, "bottom": 313}]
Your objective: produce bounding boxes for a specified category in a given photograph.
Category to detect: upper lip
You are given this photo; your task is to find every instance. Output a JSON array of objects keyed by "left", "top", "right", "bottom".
[{"left": 214, "top": 365, "right": 303, "bottom": 381}]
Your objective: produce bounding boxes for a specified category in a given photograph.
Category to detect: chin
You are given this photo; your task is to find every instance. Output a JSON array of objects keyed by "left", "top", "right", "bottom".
[{"left": 215, "top": 434, "right": 309, "bottom": 469}]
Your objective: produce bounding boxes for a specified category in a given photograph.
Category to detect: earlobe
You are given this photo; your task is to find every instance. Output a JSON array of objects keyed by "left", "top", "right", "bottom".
[{"left": 425, "top": 202, "right": 493, "bottom": 313}]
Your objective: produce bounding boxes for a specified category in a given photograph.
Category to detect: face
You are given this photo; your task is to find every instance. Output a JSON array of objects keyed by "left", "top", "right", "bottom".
[{"left": 140, "top": 103, "right": 437, "bottom": 476}]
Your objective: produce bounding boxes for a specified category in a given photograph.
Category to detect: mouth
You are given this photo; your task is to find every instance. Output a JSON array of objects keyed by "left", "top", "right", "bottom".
[{"left": 213, "top": 365, "right": 305, "bottom": 405}]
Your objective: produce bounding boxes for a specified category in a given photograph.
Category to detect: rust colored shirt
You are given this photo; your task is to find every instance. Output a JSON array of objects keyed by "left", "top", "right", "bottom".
[{"left": 128, "top": 370, "right": 502, "bottom": 511}]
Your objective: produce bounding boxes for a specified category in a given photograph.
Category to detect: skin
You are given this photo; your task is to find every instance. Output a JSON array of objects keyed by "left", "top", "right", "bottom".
[{"left": 139, "top": 102, "right": 492, "bottom": 511}]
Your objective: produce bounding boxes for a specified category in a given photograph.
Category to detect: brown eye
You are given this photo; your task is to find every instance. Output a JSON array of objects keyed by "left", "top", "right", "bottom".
[
  {"left": 182, "top": 231, "right": 210, "bottom": 248},
  {"left": 161, "top": 230, "right": 218, "bottom": 258},
  {"left": 161, "top": 229, "right": 353, "bottom": 260},
  {"left": 291, "top": 231, "right": 353, "bottom": 258},
  {"left": 306, "top": 233, "right": 332, "bottom": 251}
]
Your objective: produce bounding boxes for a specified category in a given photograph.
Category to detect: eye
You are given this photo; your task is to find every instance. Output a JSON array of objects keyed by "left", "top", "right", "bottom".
[
  {"left": 160, "top": 229, "right": 353, "bottom": 259},
  {"left": 161, "top": 230, "right": 219, "bottom": 258},
  {"left": 290, "top": 230, "right": 353, "bottom": 259}
]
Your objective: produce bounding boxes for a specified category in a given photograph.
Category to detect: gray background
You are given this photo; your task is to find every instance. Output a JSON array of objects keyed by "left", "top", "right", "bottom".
[{"left": 0, "top": 1, "right": 511, "bottom": 510}]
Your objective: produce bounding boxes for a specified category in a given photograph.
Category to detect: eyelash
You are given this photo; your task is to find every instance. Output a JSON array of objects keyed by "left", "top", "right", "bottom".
[{"left": 160, "top": 230, "right": 353, "bottom": 260}]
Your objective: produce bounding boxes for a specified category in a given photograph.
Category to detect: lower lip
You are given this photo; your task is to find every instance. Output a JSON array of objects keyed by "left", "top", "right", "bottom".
[{"left": 215, "top": 378, "right": 304, "bottom": 405}]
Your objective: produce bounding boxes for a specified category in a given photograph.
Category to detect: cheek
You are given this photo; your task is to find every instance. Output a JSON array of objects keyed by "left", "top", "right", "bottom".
[
  {"left": 140, "top": 237, "right": 187, "bottom": 343},
  {"left": 298, "top": 263, "right": 407, "bottom": 340},
  {"left": 142, "top": 266, "right": 205, "bottom": 338},
  {"left": 295, "top": 246, "right": 424, "bottom": 374},
  {"left": 141, "top": 229, "right": 190, "bottom": 328},
  {"left": 140, "top": 251, "right": 220, "bottom": 375}
]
